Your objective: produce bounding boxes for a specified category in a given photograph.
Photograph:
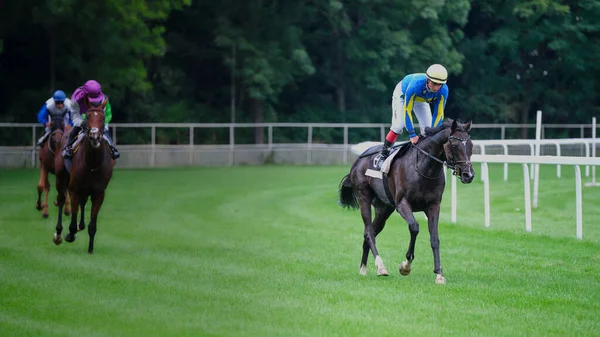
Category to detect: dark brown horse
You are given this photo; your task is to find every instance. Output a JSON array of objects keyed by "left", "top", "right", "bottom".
[
  {"left": 36, "top": 116, "right": 71, "bottom": 218},
  {"left": 338, "top": 119, "right": 474, "bottom": 284},
  {"left": 53, "top": 104, "right": 114, "bottom": 253}
]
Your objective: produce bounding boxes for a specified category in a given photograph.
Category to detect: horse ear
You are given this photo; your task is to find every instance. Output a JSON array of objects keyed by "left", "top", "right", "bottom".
[
  {"left": 464, "top": 120, "right": 472, "bottom": 132},
  {"left": 100, "top": 98, "right": 108, "bottom": 109},
  {"left": 451, "top": 119, "right": 458, "bottom": 132}
]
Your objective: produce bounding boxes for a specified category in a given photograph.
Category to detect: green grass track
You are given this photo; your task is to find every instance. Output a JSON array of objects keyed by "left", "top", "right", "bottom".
[{"left": 0, "top": 164, "right": 598, "bottom": 336}]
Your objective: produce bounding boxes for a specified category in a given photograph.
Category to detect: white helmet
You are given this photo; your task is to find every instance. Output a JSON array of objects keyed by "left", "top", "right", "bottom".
[{"left": 426, "top": 64, "right": 448, "bottom": 84}]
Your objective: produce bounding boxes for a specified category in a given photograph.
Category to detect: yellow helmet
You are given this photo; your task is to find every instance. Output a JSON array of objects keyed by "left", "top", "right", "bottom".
[{"left": 426, "top": 64, "right": 448, "bottom": 84}]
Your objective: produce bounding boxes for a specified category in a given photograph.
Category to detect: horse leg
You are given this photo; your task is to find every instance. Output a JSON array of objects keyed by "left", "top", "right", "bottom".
[
  {"left": 396, "top": 199, "right": 419, "bottom": 276},
  {"left": 87, "top": 192, "right": 105, "bottom": 254},
  {"left": 36, "top": 166, "right": 45, "bottom": 212},
  {"left": 64, "top": 191, "right": 71, "bottom": 216},
  {"left": 78, "top": 197, "right": 87, "bottom": 231},
  {"left": 360, "top": 204, "right": 394, "bottom": 275},
  {"left": 356, "top": 194, "right": 389, "bottom": 276},
  {"left": 65, "top": 190, "right": 81, "bottom": 243},
  {"left": 425, "top": 203, "right": 445, "bottom": 285},
  {"left": 53, "top": 177, "right": 67, "bottom": 245},
  {"left": 42, "top": 172, "right": 50, "bottom": 218}
]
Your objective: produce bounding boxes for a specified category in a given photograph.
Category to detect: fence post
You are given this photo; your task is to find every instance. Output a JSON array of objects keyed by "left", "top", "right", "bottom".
[
  {"left": 229, "top": 124, "right": 234, "bottom": 166},
  {"left": 268, "top": 125, "right": 273, "bottom": 152},
  {"left": 31, "top": 125, "right": 36, "bottom": 168},
  {"left": 575, "top": 165, "right": 583, "bottom": 240},
  {"left": 151, "top": 125, "right": 156, "bottom": 167},
  {"left": 307, "top": 125, "right": 312, "bottom": 164},
  {"left": 522, "top": 163, "right": 532, "bottom": 233},
  {"left": 189, "top": 126, "right": 194, "bottom": 165},
  {"left": 344, "top": 126, "right": 349, "bottom": 165}
]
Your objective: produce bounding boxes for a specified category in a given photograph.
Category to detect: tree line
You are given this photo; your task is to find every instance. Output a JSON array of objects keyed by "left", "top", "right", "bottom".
[{"left": 1, "top": 0, "right": 599, "bottom": 143}]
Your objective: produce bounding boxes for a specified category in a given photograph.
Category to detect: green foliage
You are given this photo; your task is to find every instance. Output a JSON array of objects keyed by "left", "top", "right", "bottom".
[
  {"left": 4, "top": 0, "right": 600, "bottom": 134},
  {"left": 0, "top": 0, "right": 190, "bottom": 122}
]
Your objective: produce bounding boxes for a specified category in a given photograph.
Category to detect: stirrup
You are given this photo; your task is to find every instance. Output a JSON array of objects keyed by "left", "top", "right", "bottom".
[{"left": 373, "top": 154, "right": 386, "bottom": 169}]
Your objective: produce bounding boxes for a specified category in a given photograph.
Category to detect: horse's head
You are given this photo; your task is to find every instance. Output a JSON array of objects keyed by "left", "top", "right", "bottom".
[
  {"left": 50, "top": 116, "right": 65, "bottom": 132},
  {"left": 85, "top": 107, "right": 106, "bottom": 149},
  {"left": 443, "top": 120, "right": 475, "bottom": 184}
]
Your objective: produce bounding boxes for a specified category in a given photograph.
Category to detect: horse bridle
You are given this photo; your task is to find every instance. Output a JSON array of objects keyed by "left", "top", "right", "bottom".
[
  {"left": 413, "top": 133, "right": 472, "bottom": 177},
  {"left": 48, "top": 119, "right": 65, "bottom": 154},
  {"left": 48, "top": 129, "right": 64, "bottom": 154},
  {"left": 444, "top": 134, "right": 472, "bottom": 174}
]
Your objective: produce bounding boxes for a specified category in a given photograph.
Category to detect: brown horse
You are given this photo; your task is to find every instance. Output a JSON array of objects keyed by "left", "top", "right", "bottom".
[
  {"left": 36, "top": 116, "right": 71, "bottom": 218},
  {"left": 53, "top": 104, "right": 114, "bottom": 253},
  {"left": 338, "top": 119, "right": 474, "bottom": 284}
]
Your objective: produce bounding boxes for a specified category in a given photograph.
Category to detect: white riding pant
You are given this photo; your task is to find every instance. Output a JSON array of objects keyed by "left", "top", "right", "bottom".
[{"left": 390, "top": 81, "right": 432, "bottom": 135}]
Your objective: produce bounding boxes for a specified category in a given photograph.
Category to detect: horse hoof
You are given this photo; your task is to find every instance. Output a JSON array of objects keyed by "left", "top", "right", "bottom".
[
  {"left": 435, "top": 274, "right": 446, "bottom": 285},
  {"left": 399, "top": 261, "right": 411, "bottom": 276},
  {"left": 359, "top": 265, "right": 367, "bottom": 276},
  {"left": 377, "top": 268, "right": 389, "bottom": 276},
  {"left": 36, "top": 205, "right": 42, "bottom": 211},
  {"left": 64, "top": 211, "right": 71, "bottom": 216},
  {"left": 42, "top": 213, "right": 49, "bottom": 219},
  {"left": 53, "top": 234, "right": 63, "bottom": 245},
  {"left": 65, "top": 234, "right": 76, "bottom": 243}
]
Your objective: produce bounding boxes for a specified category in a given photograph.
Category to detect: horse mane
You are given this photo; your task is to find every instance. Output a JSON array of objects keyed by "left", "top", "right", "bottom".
[
  {"left": 423, "top": 118, "right": 469, "bottom": 138},
  {"left": 424, "top": 120, "right": 451, "bottom": 137}
]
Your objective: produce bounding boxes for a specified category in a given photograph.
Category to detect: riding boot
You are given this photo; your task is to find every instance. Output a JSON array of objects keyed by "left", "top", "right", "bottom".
[
  {"left": 62, "top": 125, "right": 82, "bottom": 159},
  {"left": 374, "top": 139, "right": 394, "bottom": 168},
  {"left": 37, "top": 131, "right": 50, "bottom": 146},
  {"left": 103, "top": 133, "right": 120, "bottom": 159}
]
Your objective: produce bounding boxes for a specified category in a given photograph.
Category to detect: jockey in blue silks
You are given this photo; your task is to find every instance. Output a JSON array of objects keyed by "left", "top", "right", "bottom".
[
  {"left": 375, "top": 64, "right": 449, "bottom": 167},
  {"left": 36, "top": 90, "right": 73, "bottom": 146}
]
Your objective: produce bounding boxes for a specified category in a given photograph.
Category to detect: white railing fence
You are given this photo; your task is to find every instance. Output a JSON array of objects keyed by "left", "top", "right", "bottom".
[{"left": 1, "top": 121, "right": 600, "bottom": 168}]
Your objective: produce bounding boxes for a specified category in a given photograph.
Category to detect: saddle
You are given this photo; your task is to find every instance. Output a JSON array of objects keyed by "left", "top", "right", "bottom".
[
  {"left": 365, "top": 141, "right": 412, "bottom": 207},
  {"left": 367, "top": 141, "right": 411, "bottom": 178}
]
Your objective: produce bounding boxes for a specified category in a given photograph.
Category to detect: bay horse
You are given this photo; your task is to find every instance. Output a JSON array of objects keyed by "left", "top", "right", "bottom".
[
  {"left": 53, "top": 104, "right": 114, "bottom": 253},
  {"left": 338, "top": 119, "right": 474, "bottom": 284},
  {"left": 36, "top": 116, "right": 71, "bottom": 218}
]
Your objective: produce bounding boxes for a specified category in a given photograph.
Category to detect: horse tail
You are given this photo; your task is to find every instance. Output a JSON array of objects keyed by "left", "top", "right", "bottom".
[{"left": 338, "top": 173, "right": 359, "bottom": 210}]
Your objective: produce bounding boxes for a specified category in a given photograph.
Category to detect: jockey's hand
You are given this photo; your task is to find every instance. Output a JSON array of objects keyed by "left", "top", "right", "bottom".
[
  {"left": 46, "top": 122, "right": 50, "bottom": 127},
  {"left": 410, "top": 135, "right": 419, "bottom": 144}
]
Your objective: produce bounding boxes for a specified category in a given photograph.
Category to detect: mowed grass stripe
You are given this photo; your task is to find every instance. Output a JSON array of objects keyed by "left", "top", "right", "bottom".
[{"left": 0, "top": 165, "right": 598, "bottom": 336}]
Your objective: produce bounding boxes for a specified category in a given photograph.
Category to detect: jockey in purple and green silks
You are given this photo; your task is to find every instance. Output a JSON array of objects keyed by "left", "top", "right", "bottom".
[
  {"left": 374, "top": 64, "right": 449, "bottom": 168},
  {"left": 62, "top": 80, "right": 120, "bottom": 159}
]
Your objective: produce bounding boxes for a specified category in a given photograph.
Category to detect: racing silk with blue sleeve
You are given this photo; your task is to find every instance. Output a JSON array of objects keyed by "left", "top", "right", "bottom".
[
  {"left": 400, "top": 73, "right": 448, "bottom": 137},
  {"left": 37, "top": 97, "right": 73, "bottom": 126}
]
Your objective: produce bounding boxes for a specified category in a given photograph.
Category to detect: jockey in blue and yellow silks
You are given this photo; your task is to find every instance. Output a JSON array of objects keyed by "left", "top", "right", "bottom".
[{"left": 375, "top": 64, "right": 449, "bottom": 167}]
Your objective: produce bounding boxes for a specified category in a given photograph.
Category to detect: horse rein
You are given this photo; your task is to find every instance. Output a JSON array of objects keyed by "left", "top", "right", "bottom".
[
  {"left": 48, "top": 129, "right": 64, "bottom": 154},
  {"left": 82, "top": 114, "right": 108, "bottom": 172}
]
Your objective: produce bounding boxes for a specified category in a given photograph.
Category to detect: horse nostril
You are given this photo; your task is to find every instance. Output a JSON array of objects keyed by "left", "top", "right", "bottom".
[{"left": 462, "top": 171, "right": 473, "bottom": 180}]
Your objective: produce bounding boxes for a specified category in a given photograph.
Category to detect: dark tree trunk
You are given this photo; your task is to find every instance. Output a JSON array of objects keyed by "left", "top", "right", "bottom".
[{"left": 251, "top": 97, "right": 264, "bottom": 144}]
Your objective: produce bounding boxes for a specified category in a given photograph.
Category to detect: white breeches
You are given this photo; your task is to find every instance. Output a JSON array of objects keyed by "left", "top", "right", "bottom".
[{"left": 390, "top": 81, "right": 432, "bottom": 135}]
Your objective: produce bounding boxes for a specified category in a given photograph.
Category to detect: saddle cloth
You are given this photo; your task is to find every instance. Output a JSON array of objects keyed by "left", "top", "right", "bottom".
[{"left": 364, "top": 142, "right": 411, "bottom": 207}]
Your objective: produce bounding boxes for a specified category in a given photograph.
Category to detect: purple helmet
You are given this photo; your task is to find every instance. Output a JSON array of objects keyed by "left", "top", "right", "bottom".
[{"left": 83, "top": 80, "right": 105, "bottom": 105}]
